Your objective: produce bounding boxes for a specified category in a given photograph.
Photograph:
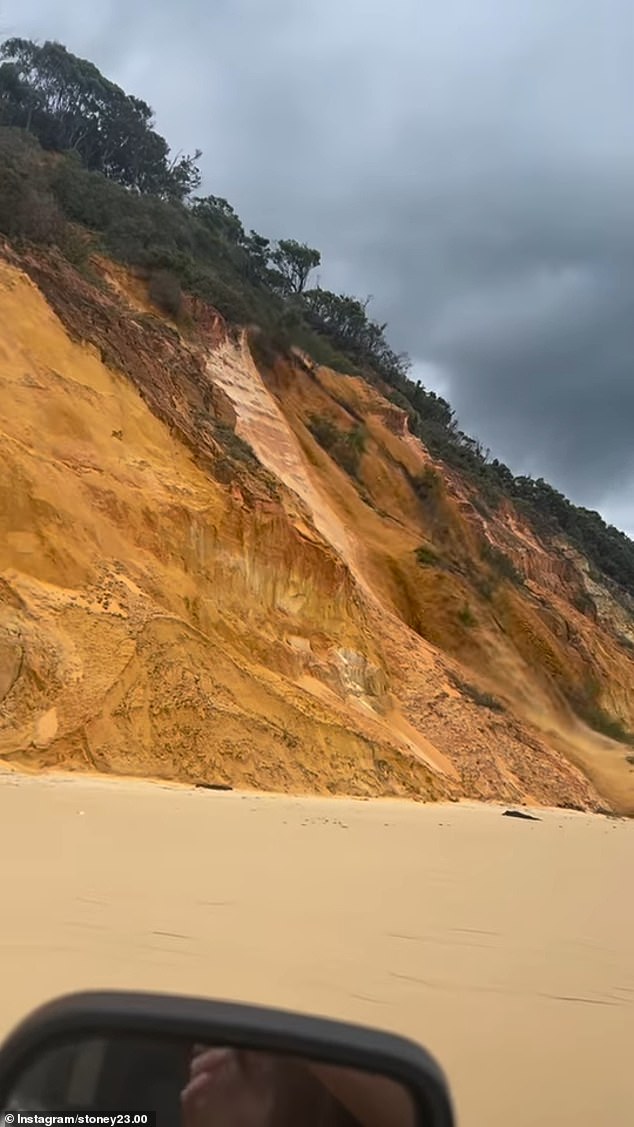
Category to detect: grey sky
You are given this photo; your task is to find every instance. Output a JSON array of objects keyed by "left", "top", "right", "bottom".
[{"left": 3, "top": 0, "right": 634, "bottom": 535}]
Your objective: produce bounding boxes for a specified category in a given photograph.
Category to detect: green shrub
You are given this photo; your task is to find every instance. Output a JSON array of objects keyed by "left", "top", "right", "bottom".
[
  {"left": 578, "top": 706, "right": 634, "bottom": 746},
  {"left": 480, "top": 540, "right": 524, "bottom": 586},
  {"left": 213, "top": 422, "right": 259, "bottom": 466},
  {"left": 307, "top": 415, "right": 367, "bottom": 479},
  {"left": 458, "top": 603, "right": 477, "bottom": 628},
  {"left": 449, "top": 674, "right": 505, "bottom": 712},
  {"left": 289, "top": 324, "right": 356, "bottom": 374},
  {"left": 307, "top": 414, "right": 339, "bottom": 451},
  {"left": 471, "top": 493, "right": 492, "bottom": 518},
  {"left": 148, "top": 269, "right": 183, "bottom": 319},
  {"left": 474, "top": 576, "right": 496, "bottom": 601},
  {"left": 414, "top": 544, "right": 440, "bottom": 567},
  {"left": 567, "top": 685, "right": 634, "bottom": 746},
  {"left": 411, "top": 466, "right": 442, "bottom": 500},
  {"left": 331, "top": 440, "right": 360, "bottom": 477},
  {"left": 248, "top": 329, "right": 280, "bottom": 371},
  {"left": 571, "top": 590, "right": 596, "bottom": 617},
  {"left": 0, "top": 129, "right": 62, "bottom": 242}
]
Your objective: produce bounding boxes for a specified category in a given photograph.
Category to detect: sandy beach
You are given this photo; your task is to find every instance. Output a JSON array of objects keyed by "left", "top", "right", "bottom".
[{"left": 1, "top": 770, "right": 632, "bottom": 1126}]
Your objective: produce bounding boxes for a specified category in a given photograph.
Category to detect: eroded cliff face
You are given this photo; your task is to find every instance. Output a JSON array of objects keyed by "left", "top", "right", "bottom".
[{"left": 1, "top": 247, "right": 632, "bottom": 811}]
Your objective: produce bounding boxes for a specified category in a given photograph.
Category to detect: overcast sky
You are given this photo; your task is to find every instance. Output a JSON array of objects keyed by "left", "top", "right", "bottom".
[{"left": 3, "top": 0, "right": 633, "bottom": 536}]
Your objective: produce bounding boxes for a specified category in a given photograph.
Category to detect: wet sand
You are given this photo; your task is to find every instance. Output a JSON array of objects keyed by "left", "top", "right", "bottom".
[{"left": 1, "top": 771, "right": 632, "bottom": 1126}]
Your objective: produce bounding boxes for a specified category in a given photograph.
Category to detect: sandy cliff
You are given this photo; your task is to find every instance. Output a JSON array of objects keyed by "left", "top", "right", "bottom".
[{"left": 1, "top": 247, "right": 632, "bottom": 811}]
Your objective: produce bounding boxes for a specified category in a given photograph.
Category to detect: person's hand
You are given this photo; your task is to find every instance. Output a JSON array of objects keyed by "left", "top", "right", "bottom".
[{"left": 180, "top": 1046, "right": 278, "bottom": 1127}]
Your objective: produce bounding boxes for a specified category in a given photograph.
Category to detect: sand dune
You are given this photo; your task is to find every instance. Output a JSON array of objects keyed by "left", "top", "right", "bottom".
[{"left": 1, "top": 770, "right": 632, "bottom": 1126}]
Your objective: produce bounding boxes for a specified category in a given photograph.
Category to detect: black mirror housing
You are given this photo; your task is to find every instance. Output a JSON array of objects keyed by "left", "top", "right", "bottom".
[{"left": 0, "top": 992, "right": 455, "bottom": 1127}]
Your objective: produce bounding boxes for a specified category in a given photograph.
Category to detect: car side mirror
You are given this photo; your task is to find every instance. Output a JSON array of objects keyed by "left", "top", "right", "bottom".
[{"left": 0, "top": 991, "right": 455, "bottom": 1127}]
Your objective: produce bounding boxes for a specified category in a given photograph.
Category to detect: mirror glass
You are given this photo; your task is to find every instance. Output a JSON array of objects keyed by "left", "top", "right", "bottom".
[{"left": 1, "top": 1033, "right": 419, "bottom": 1127}]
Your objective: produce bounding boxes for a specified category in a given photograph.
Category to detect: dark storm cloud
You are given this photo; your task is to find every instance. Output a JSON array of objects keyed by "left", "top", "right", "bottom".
[{"left": 4, "top": 0, "right": 634, "bottom": 533}]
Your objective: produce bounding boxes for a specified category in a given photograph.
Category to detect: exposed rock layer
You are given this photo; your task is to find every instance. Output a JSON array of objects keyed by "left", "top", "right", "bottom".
[{"left": 1, "top": 248, "right": 632, "bottom": 811}]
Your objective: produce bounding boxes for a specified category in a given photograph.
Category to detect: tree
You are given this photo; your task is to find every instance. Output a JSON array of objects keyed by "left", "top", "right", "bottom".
[
  {"left": 148, "top": 269, "right": 183, "bottom": 318},
  {"left": 241, "top": 230, "right": 272, "bottom": 285},
  {"left": 270, "top": 238, "right": 320, "bottom": 294},
  {"left": 0, "top": 38, "right": 201, "bottom": 200},
  {"left": 300, "top": 287, "right": 410, "bottom": 385},
  {"left": 164, "top": 149, "right": 202, "bottom": 201},
  {"left": 191, "top": 195, "right": 245, "bottom": 243}
]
